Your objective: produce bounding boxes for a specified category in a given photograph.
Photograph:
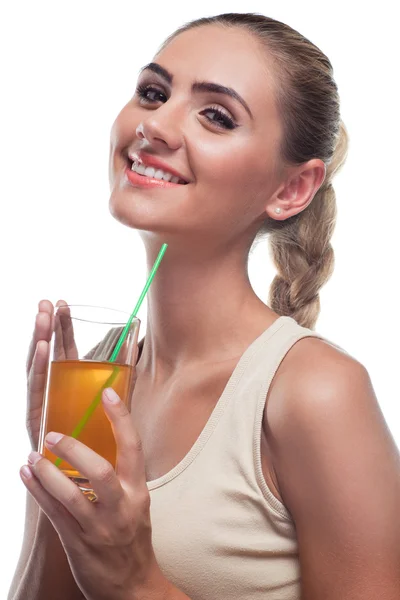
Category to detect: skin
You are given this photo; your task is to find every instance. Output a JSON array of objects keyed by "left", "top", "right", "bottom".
[
  {"left": 108, "top": 24, "right": 324, "bottom": 374},
  {"left": 11, "top": 23, "right": 400, "bottom": 600}
]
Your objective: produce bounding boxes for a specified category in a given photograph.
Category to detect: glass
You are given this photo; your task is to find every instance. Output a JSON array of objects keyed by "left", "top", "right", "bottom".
[{"left": 38, "top": 304, "right": 140, "bottom": 499}]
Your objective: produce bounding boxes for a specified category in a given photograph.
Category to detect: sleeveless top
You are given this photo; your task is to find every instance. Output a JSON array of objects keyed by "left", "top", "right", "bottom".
[{"left": 141, "top": 315, "right": 344, "bottom": 600}]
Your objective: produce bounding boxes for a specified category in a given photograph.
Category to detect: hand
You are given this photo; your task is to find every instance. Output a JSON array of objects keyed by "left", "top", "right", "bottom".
[
  {"left": 26, "top": 299, "right": 78, "bottom": 450},
  {"left": 26, "top": 300, "right": 53, "bottom": 450},
  {"left": 19, "top": 388, "right": 168, "bottom": 600},
  {"left": 26, "top": 300, "right": 66, "bottom": 450}
]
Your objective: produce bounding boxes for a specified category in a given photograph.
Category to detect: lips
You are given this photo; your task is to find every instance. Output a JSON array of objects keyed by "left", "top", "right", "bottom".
[{"left": 127, "top": 150, "right": 190, "bottom": 184}]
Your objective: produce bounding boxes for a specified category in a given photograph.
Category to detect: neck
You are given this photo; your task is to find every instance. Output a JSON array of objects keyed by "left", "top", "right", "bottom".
[{"left": 136, "top": 238, "right": 276, "bottom": 382}]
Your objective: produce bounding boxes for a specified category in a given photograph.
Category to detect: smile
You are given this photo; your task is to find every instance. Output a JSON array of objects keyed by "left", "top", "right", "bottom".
[
  {"left": 124, "top": 160, "right": 189, "bottom": 189},
  {"left": 130, "top": 160, "right": 187, "bottom": 185}
]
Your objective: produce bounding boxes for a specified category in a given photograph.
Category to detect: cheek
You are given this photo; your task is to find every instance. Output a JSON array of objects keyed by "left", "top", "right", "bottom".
[
  {"left": 109, "top": 104, "right": 139, "bottom": 187},
  {"left": 110, "top": 104, "right": 133, "bottom": 151},
  {"left": 194, "top": 138, "right": 244, "bottom": 185},
  {"left": 185, "top": 131, "right": 279, "bottom": 237},
  {"left": 192, "top": 134, "right": 271, "bottom": 208}
]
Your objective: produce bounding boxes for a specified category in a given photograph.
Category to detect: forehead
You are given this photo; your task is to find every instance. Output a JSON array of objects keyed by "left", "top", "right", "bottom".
[{"left": 154, "top": 24, "right": 279, "bottom": 118}]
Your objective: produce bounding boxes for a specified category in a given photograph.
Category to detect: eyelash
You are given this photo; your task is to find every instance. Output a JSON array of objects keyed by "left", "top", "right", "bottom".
[{"left": 135, "top": 83, "right": 238, "bottom": 131}]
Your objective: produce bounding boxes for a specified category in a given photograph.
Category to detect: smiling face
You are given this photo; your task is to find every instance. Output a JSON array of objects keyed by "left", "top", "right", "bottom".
[{"left": 109, "top": 24, "right": 285, "bottom": 247}]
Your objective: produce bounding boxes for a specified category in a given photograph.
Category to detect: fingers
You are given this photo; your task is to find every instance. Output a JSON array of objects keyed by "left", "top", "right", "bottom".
[
  {"left": 26, "top": 298, "right": 78, "bottom": 451},
  {"left": 54, "top": 312, "right": 66, "bottom": 360},
  {"left": 20, "top": 460, "right": 83, "bottom": 541},
  {"left": 54, "top": 300, "right": 79, "bottom": 361},
  {"left": 102, "top": 388, "right": 146, "bottom": 487},
  {"left": 27, "top": 340, "right": 50, "bottom": 437},
  {"left": 58, "top": 303, "right": 79, "bottom": 359},
  {"left": 26, "top": 301, "right": 53, "bottom": 450},
  {"left": 26, "top": 301, "right": 54, "bottom": 377},
  {"left": 26, "top": 298, "right": 70, "bottom": 376},
  {"left": 44, "top": 433, "right": 124, "bottom": 507}
]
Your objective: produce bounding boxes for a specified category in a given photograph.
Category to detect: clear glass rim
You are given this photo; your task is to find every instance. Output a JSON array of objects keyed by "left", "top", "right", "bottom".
[{"left": 55, "top": 304, "right": 140, "bottom": 326}]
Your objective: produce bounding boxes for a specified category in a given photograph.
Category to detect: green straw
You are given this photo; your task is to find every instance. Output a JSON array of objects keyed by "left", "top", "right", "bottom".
[{"left": 54, "top": 243, "right": 168, "bottom": 467}]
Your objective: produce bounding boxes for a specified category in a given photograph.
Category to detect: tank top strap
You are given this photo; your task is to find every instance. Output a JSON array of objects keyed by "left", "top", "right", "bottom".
[{"left": 213, "top": 315, "right": 343, "bottom": 518}]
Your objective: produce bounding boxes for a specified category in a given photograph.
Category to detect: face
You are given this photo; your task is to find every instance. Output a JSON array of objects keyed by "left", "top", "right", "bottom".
[{"left": 109, "top": 24, "right": 284, "bottom": 248}]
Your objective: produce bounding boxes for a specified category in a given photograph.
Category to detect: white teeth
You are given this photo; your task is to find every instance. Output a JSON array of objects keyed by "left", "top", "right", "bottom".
[
  {"left": 153, "top": 169, "right": 165, "bottom": 181},
  {"left": 144, "top": 166, "right": 156, "bottom": 178},
  {"left": 131, "top": 161, "right": 146, "bottom": 175},
  {"left": 130, "top": 160, "right": 185, "bottom": 184}
]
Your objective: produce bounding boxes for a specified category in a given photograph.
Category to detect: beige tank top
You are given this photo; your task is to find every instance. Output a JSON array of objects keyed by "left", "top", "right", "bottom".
[{"left": 143, "top": 315, "right": 341, "bottom": 600}]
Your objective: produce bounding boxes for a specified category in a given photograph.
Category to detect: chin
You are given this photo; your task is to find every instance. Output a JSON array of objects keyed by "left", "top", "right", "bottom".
[
  {"left": 108, "top": 188, "right": 183, "bottom": 236},
  {"left": 109, "top": 191, "right": 153, "bottom": 231}
]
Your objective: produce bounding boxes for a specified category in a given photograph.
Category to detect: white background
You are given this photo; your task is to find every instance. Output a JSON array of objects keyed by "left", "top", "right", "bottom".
[{"left": 1, "top": 1, "right": 399, "bottom": 595}]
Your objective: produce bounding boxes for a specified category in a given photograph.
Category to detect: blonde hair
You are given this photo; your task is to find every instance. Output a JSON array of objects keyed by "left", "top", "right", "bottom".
[{"left": 159, "top": 13, "right": 349, "bottom": 329}]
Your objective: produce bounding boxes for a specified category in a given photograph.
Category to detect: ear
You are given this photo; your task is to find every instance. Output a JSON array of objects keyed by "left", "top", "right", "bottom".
[{"left": 266, "top": 158, "right": 326, "bottom": 220}]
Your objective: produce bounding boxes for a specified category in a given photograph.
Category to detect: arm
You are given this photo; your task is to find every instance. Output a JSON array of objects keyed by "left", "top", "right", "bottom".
[
  {"left": 7, "top": 493, "right": 39, "bottom": 599},
  {"left": 10, "top": 306, "right": 147, "bottom": 600},
  {"left": 9, "top": 300, "right": 85, "bottom": 600},
  {"left": 8, "top": 495, "right": 85, "bottom": 600},
  {"left": 267, "top": 339, "right": 400, "bottom": 600},
  {"left": 9, "top": 496, "right": 190, "bottom": 600}
]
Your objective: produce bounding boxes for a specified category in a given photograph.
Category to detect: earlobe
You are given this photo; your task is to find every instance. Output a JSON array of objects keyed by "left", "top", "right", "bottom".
[{"left": 265, "top": 204, "right": 287, "bottom": 220}]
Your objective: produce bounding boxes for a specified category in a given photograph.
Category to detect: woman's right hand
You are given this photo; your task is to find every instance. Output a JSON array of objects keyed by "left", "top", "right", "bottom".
[{"left": 26, "top": 300, "right": 56, "bottom": 451}]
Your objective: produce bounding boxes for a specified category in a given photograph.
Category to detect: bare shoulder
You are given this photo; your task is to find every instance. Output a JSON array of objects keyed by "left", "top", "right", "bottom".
[
  {"left": 266, "top": 334, "right": 361, "bottom": 437},
  {"left": 268, "top": 330, "right": 366, "bottom": 402},
  {"left": 265, "top": 335, "right": 400, "bottom": 599},
  {"left": 271, "top": 332, "right": 352, "bottom": 380}
]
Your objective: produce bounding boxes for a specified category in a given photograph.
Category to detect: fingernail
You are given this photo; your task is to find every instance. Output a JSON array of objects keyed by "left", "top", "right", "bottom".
[
  {"left": 21, "top": 465, "right": 33, "bottom": 479},
  {"left": 27, "top": 451, "right": 42, "bottom": 466},
  {"left": 45, "top": 432, "right": 64, "bottom": 447},
  {"left": 104, "top": 388, "right": 120, "bottom": 404}
]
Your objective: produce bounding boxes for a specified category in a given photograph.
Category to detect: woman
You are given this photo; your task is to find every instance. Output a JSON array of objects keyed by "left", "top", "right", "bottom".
[{"left": 9, "top": 12, "right": 400, "bottom": 600}]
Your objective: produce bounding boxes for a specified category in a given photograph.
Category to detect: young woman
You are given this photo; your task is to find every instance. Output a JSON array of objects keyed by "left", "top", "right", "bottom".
[{"left": 9, "top": 13, "right": 400, "bottom": 600}]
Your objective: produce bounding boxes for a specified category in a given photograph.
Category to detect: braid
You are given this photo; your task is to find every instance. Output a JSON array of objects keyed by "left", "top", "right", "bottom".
[
  {"left": 268, "top": 182, "right": 336, "bottom": 329},
  {"left": 268, "top": 121, "right": 348, "bottom": 329}
]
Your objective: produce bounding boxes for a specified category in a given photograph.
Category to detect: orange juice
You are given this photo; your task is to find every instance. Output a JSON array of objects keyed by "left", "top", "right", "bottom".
[{"left": 39, "top": 360, "right": 133, "bottom": 489}]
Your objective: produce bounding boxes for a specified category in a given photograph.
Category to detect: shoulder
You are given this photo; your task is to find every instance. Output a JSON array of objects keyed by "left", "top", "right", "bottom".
[
  {"left": 265, "top": 333, "right": 363, "bottom": 442},
  {"left": 265, "top": 332, "right": 391, "bottom": 491},
  {"left": 268, "top": 333, "right": 363, "bottom": 417},
  {"left": 265, "top": 335, "right": 400, "bottom": 597}
]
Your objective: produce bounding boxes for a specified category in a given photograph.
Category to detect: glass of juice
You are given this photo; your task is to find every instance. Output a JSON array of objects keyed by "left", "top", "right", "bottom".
[{"left": 38, "top": 304, "right": 140, "bottom": 499}]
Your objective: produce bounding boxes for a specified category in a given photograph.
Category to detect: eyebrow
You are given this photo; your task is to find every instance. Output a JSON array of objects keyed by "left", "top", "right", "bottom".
[{"left": 139, "top": 62, "right": 253, "bottom": 119}]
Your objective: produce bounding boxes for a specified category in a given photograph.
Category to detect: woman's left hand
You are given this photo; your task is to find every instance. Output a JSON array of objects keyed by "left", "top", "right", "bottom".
[{"left": 20, "top": 387, "right": 169, "bottom": 600}]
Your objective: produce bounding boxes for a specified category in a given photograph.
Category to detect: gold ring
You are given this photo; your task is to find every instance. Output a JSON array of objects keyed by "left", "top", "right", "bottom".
[{"left": 82, "top": 490, "right": 98, "bottom": 503}]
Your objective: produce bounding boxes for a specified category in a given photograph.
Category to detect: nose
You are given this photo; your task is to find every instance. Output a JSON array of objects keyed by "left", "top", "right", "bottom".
[{"left": 136, "top": 104, "right": 184, "bottom": 151}]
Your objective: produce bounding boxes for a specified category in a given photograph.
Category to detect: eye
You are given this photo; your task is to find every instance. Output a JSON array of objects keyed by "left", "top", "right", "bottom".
[
  {"left": 136, "top": 84, "right": 168, "bottom": 103},
  {"left": 200, "top": 106, "right": 238, "bottom": 130},
  {"left": 135, "top": 84, "right": 238, "bottom": 131}
]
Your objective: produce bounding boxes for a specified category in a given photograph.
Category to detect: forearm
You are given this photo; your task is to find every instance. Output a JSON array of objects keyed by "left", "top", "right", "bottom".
[
  {"left": 8, "top": 492, "right": 39, "bottom": 599},
  {"left": 9, "top": 507, "right": 84, "bottom": 600}
]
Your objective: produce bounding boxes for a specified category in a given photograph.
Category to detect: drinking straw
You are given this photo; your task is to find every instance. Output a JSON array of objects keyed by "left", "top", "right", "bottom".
[{"left": 54, "top": 243, "right": 168, "bottom": 467}]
